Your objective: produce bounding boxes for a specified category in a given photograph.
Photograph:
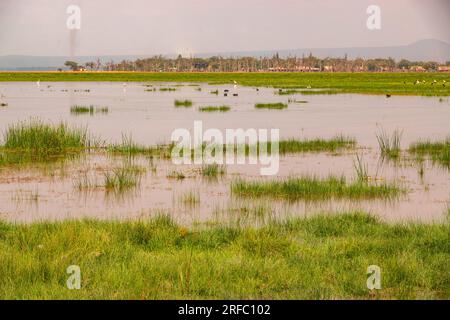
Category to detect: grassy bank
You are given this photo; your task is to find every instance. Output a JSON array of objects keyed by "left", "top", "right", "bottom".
[
  {"left": 0, "top": 213, "right": 448, "bottom": 299},
  {"left": 1, "top": 72, "right": 449, "bottom": 96}
]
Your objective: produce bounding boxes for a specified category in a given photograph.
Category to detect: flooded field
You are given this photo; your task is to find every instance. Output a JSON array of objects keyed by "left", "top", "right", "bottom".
[{"left": 0, "top": 82, "right": 449, "bottom": 223}]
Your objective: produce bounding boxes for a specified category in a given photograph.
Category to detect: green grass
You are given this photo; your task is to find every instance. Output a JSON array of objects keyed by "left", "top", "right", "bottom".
[
  {"left": 70, "top": 105, "right": 109, "bottom": 115},
  {"left": 0, "top": 212, "right": 448, "bottom": 299},
  {"left": 174, "top": 99, "right": 193, "bottom": 107},
  {"left": 104, "top": 166, "right": 143, "bottom": 192},
  {"left": 107, "top": 135, "right": 172, "bottom": 158},
  {"left": 409, "top": 139, "right": 450, "bottom": 169},
  {"left": 180, "top": 190, "right": 200, "bottom": 207},
  {"left": 201, "top": 164, "right": 226, "bottom": 178},
  {"left": 159, "top": 87, "right": 177, "bottom": 92},
  {"left": 255, "top": 102, "right": 288, "bottom": 110},
  {"left": 231, "top": 176, "right": 404, "bottom": 200},
  {"left": 353, "top": 153, "right": 369, "bottom": 183},
  {"left": 376, "top": 129, "right": 402, "bottom": 160},
  {"left": 2, "top": 120, "right": 91, "bottom": 159},
  {"left": 198, "top": 105, "right": 231, "bottom": 112},
  {"left": 276, "top": 136, "right": 356, "bottom": 154},
  {"left": 210, "top": 89, "right": 219, "bottom": 95},
  {"left": 2, "top": 72, "right": 449, "bottom": 96}
]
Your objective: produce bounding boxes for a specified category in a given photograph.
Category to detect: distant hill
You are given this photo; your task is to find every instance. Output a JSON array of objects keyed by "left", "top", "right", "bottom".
[{"left": 1, "top": 39, "right": 449, "bottom": 70}]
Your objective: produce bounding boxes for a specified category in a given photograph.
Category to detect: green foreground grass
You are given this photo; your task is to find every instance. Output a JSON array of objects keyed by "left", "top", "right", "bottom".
[
  {"left": 1, "top": 72, "right": 449, "bottom": 96},
  {"left": 0, "top": 213, "right": 448, "bottom": 299}
]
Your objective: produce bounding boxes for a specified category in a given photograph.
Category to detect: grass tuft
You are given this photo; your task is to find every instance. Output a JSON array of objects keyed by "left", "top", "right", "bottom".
[
  {"left": 3, "top": 119, "right": 90, "bottom": 158},
  {"left": 376, "top": 128, "right": 402, "bottom": 159},
  {"left": 199, "top": 105, "right": 231, "bottom": 112},
  {"left": 409, "top": 139, "right": 450, "bottom": 169},
  {"left": 255, "top": 102, "right": 288, "bottom": 110},
  {"left": 201, "top": 164, "right": 226, "bottom": 178},
  {"left": 231, "top": 175, "right": 404, "bottom": 200},
  {"left": 174, "top": 100, "right": 193, "bottom": 107}
]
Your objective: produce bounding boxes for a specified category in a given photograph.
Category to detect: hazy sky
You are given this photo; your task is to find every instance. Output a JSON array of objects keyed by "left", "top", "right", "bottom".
[{"left": 0, "top": 0, "right": 449, "bottom": 56}]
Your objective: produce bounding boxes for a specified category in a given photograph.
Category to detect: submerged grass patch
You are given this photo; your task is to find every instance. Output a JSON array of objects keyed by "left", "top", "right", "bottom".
[
  {"left": 231, "top": 175, "right": 404, "bottom": 200},
  {"left": 199, "top": 105, "right": 230, "bottom": 112},
  {"left": 159, "top": 87, "right": 177, "bottom": 92},
  {"left": 107, "top": 135, "right": 171, "bottom": 158},
  {"left": 174, "top": 99, "right": 193, "bottom": 107},
  {"left": 255, "top": 102, "right": 288, "bottom": 110},
  {"left": 70, "top": 105, "right": 109, "bottom": 115},
  {"left": 276, "top": 136, "right": 356, "bottom": 154},
  {"left": 201, "top": 164, "right": 226, "bottom": 178},
  {"left": 409, "top": 139, "right": 450, "bottom": 168},
  {"left": 0, "top": 212, "right": 447, "bottom": 299}
]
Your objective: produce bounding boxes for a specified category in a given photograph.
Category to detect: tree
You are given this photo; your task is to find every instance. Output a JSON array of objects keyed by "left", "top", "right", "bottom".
[
  {"left": 64, "top": 61, "right": 79, "bottom": 71},
  {"left": 398, "top": 59, "right": 411, "bottom": 70}
]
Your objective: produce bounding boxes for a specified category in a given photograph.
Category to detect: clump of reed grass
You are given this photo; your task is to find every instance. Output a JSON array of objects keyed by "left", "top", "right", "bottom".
[
  {"left": 174, "top": 100, "right": 193, "bottom": 107},
  {"left": 376, "top": 128, "right": 402, "bottom": 159},
  {"left": 3, "top": 119, "right": 90, "bottom": 157},
  {"left": 255, "top": 102, "right": 288, "bottom": 110},
  {"left": 353, "top": 153, "right": 369, "bottom": 182},
  {"left": 180, "top": 190, "right": 200, "bottom": 207},
  {"left": 210, "top": 90, "right": 219, "bottom": 95},
  {"left": 199, "top": 105, "right": 231, "bottom": 112},
  {"left": 409, "top": 138, "right": 450, "bottom": 168},
  {"left": 159, "top": 87, "right": 177, "bottom": 92},
  {"left": 70, "top": 105, "right": 109, "bottom": 115},
  {"left": 201, "top": 164, "right": 226, "bottom": 178},
  {"left": 0, "top": 102, "right": 8, "bottom": 107},
  {"left": 231, "top": 175, "right": 403, "bottom": 200},
  {"left": 74, "top": 172, "right": 99, "bottom": 191},
  {"left": 104, "top": 166, "right": 142, "bottom": 192},
  {"left": 167, "top": 170, "right": 186, "bottom": 180}
]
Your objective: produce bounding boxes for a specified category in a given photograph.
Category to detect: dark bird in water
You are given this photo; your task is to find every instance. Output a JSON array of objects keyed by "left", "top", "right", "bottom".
[
  {"left": 224, "top": 89, "right": 229, "bottom": 93},
  {"left": 233, "top": 93, "right": 238, "bottom": 97},
  {"left": 256, "top": 88, "right": 259, "bottom": 91},
  {"left": 386, "top": 94, "right": 391, "bottom": 98},
  {"left": 224, "top": 93, "right": 228, "bottom": 97}
]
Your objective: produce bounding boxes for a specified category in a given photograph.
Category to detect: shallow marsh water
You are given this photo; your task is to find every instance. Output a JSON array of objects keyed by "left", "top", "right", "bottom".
[{"left": 0, "top": 82, "right": 448, "bottom": 223}]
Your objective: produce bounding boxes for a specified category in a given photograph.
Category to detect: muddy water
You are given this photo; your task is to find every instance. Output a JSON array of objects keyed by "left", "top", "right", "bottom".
[{"left": 0, "top": 82, "right": 448, "bottom": 223}]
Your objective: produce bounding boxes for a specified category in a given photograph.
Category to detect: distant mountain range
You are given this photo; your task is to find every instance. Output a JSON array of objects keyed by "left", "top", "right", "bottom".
[{"left": 1, "top": 39, "right": 449, "bottom": 70}]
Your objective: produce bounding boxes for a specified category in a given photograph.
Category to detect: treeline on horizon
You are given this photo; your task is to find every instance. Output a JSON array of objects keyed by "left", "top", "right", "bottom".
[{"left": 63, "top": 54, "right": 450, "bottom": 73}]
